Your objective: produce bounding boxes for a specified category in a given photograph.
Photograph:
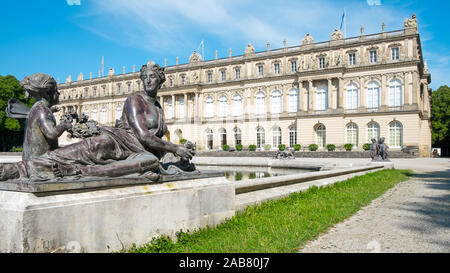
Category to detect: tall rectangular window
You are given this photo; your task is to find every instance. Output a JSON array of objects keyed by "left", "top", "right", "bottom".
[
  {"left": 181, "top": 75, "right": 186, "bottom": 85},
  {"left": 348, "top": 53, "right": 356, "bottom": 65},
  {"left": 274, "top": 63, "right": 280, "bottom": 74},
  {"left": 235, "top": 68, "right": 240, "bottom": 79},
  {"left": 208, "top": 73, "right": 212, "bottom": 82},
  {"left": 221, "top": 71, "right": 226, "bottom": 81},
  {"left": 291, "top": 61, "right": 297, "bottom": 72},
  {"left": 369, "top": 50, "right": 377, "bottom": 63},
  {"left": 319, "top": 57, "right": 326, "bottom": 69},
  {"left": 258, "top": 65, "right": 263, "bottom": 76},
  {"left": 391, "top": 47, "right": 400, "bottom": 60}
]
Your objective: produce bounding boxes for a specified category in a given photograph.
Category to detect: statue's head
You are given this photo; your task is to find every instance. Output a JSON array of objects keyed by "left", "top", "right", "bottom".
[
  {"left": 378, "top": 137, "right": 385, "bottom": 144},
  {"left": 20, "top": 73, "right": 59, "bottom": 106},
  {"left": 140, "top": 61, "right": 165, "bottom": 97},
  {"left": 371, "top": 138, "right": 376, "bottom": 143}
]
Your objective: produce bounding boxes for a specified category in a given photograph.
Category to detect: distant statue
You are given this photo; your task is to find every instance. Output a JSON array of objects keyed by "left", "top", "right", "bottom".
[
  {"left": 275, "top": 149, "right": 295, "bottom": 160},
  {"left": 302, "top": 33, "right": 314, "bottom": 45},
  {"left": 403, "top": 14, "right": 418, "bottom": 29},
  {"left": 0, "top": 62, "right": 197, "bottom": 182},
  {"left": 330, "top": 28, "right": 344, "bottom": 40},
  {"left": 371, "top": 137, "right": 390, "bottom": 161},
  {"left": 244, "top": 43, "right": 255, "bottom": 55}
]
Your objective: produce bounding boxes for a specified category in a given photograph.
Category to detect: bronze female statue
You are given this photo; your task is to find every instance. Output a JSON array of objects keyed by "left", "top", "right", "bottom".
[{"left": 0, "top": 62, "right": 195, "bottom": 182}]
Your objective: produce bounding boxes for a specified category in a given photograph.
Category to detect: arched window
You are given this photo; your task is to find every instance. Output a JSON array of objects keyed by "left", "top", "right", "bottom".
[
  {"left": 389, "top": 121, "right": 403, "bottom": 148},
  {"left": 272, "top": 126, "right": 282, "bottom": 147},
  {"left": 115, "top": 103, "right": 122, "bottom": 121},
  {"left": 205, "top": 96, "right": 214, "bottom": 118},
  {"left": 367, "top": 122, "right": 380, "bottom": 142},
  {"left": 206, "top": 129, "right": 213, "bottom": 150},
  {"left": 219, "top": 95, "right": 227, "bottom": 117},
  {"left": 288, "top": 89, "right": 299, "bottom": 112},
  {"left": 233, "top": 94, "right": 242, "bottom": 116},
  {"left": 346, "top": 123, "right": 358, "bottom": 147},
  {"left": 255, "top": 91, "right": 265, "bottom": 115},
  {"left": 257, "top": 127, "right": 265, "bottom": 148},
  {"left": 346, "top": 83, "right": 358, "bottom": 109},
  {"left": 219, "top": 128, "right": 227, "bottom": 147},
  {"left": 100, "top": 105, "right": 107, "bottom": 124},
  {"left": 271, "top": 90, "right": 282, "bottom": 114},
  {"left": 289, "top": 126, "right": 297, "bottom": 147},
  {"left": 316, "top": 85, "right": 328, "bottom": 110},
  {"left": 234, "top": 128, "right": 242, "bottom": 145},
  {"left": 316, "top": 124, "right": 326, "bottom": 148},
  {"left": 389, "top": 79, "right": 402, "bottom": 107},
  {"left": 91, "top": 107, "right": 98, "bottom": 122},
  {"left": 367, "top": 81, "right": 380, "bottom": 109}
]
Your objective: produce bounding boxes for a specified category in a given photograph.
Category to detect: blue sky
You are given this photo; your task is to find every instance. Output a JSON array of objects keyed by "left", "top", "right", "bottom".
[{"left": 0, "top": 0, "right": 448, "bottom": 90}]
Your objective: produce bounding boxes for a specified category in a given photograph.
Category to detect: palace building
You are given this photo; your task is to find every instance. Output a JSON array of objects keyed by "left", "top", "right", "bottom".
[{"left": 56, "top": 15, "right": 432, "bottom": 156}]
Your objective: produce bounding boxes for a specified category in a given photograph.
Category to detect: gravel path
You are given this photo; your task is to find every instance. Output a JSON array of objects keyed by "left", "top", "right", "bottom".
[{"left": 299, "top": 167, "right": 450, "bottom": 253}]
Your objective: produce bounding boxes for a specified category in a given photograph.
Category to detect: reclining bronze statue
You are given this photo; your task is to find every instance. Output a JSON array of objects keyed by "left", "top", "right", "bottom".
[{"left": 0, "top": 62, "right": 199, "bottom": 182}]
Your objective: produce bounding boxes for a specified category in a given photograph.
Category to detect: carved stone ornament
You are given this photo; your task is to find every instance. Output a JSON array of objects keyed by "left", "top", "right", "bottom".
[
  {"left": 330, "top": 28, "right": 344, "bottom": 40},
  {"left": 189, "top": 51, "right": 202, "bottom": 63},
  {"left": 191, "top": 72, "right": 199, "bottom": 83},
  {"left": 403, "top": 14, "right": 418, "bottom": 29},
  {"left": 244, "top": 43, "right": 255, "bottom": 55},
  {"left": 302, "top": 33, "right": 314, "bottom": 45}
]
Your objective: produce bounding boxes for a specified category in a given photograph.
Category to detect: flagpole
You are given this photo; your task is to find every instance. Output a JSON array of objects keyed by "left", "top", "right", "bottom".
[{"left": 344, "top": 8, "right": 347, "bottom": 38}]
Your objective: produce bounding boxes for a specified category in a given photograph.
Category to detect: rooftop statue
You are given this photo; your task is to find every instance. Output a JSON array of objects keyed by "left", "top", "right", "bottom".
[
  {"left": 244, "top": 43, "right": 255, "bottom": 55},
  {"left": 0, "top": 62, "right": 198, "bottom": 182},
  {"left": 403, "top": 14, "right": 418, "bottom": 29},
  {"left": 330, "top": 28, "right": 344, "bottom": 40},
  {"left": 302, "top": 33, "right": 314, "bottom": 45}
]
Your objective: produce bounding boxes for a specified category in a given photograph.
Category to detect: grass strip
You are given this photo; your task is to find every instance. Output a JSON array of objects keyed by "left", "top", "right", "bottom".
[{"left": 124, "top": 168, "right": 411, "bottom": 253}]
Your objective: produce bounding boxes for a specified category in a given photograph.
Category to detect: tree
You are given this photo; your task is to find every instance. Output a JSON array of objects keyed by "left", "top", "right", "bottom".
[
  {"left": 431, "top": 85, "right": 450, "bottom": 156},
  {"left": 0, "top": 75, "right": 34, "bottom": 151}
]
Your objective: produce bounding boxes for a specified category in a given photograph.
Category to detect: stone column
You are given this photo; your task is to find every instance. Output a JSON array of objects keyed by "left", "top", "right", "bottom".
[
  {"left": 308, "top": 80, "right": 313, "bottom": 111},
  {"left": 172, "top": 94, "right": 176, "bottom": 119},
  {"left": 359, "top": 76, "right": 365, "bottom": 109},
  {"left": 338, "top": 77, "right": 344, "bottom": 109},
  {"left": 184, "top": 93, "right": 188, "bottom": 119},
  {"left": 381, "top": 74, "right": 387, "bottom": 109},
  {"left": 194, "top": 92, "right": 199, "bottom": 118}
]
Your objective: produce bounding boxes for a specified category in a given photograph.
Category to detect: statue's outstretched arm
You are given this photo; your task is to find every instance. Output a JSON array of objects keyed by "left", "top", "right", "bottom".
[{"left": 38, "top": 108, "right": 71, "bottom": 140}]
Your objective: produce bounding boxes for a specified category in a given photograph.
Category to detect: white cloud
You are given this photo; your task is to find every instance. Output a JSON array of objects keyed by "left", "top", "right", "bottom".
[{"left": 66, "top": 0, "right": 81, "bottom": 6}]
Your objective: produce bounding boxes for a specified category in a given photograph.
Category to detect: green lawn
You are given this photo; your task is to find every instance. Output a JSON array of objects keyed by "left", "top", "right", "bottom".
[{"left": 124, "top": 168, "right": 411, "bottom": 253}]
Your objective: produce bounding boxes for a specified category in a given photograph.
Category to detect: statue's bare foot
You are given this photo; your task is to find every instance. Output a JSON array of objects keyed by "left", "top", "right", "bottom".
[{"left": 140, "top": 171, "right": 160, "bottom": 181}]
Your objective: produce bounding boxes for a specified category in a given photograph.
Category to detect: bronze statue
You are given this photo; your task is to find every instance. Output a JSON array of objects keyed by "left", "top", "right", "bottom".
[
  {"left": 0, "top": 62, "right": 197, "bottom": 182},
  {"left": 370, "top": 137, "right": 390, "bottom": 161}
]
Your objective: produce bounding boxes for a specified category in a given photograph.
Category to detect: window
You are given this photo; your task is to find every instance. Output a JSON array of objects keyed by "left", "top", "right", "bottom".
[
  {"left": 101, "top": 106, "right": 107, "bottom": 124},
  {"left": 169, "top": 78, "right": 173, "bottom": 87},
  {"left": 255, "top": 91, "right": 265, "bottom": 115},
  {"left": 205, "top": 97, "right": 214, "bottom": 118},
  {"left": 346, "top": 123, "right": 358, "bottom": 147},
  {"left": 181, "top": 75, "right": 186, "bottom": 85},
  {"left": 234, "top": 128, "right": 242, "bottom": 145},
  {"left": 272, "top": 126, "right": 282, "bottom": 147},
  {"left": 316, "top": 85, "right": 328, "bottom": 110},
  {"left": 319, "top": 57, "right": 326, "bottom": 69},
  {"left": 114, "top": 104, "right": 122, "bottom": 121},
  {"left": 93, "top": 87, "right": 97, "bottom": 97},
  {"left": 367, "top": 122, "right": 380, "bottom": 142},
  {"left": 233, "top": 94, "right": 242, "bottom": 116},
  {"left": 316, "top": 125, "right": 326, "bottom": 148},
  {"left": 369, "top": 50, "right": 377, "bottom": 63},
  {"left": 127, "top": 83, "right": 131, "bottom": 93},
  {"left": 102, "top": 86, "right": 106, "bottom": 96},
  {"left": 207, "top": 72, "right": 212, "bottom": 83},
  {"left": 291, "top": 61, "right": 297, "bottom": 72},
  {"left": 178, "top": 98, "right": 185, "bottom": 118},
  {"left": 289, "top": 126, "right": 297, "bottom": 147},
  {"left": 206, "top": 129, "right": 213, "bottom": 150},
  {"left": 219, "top": 95, "right": 227, "bottom": 117},
  {"left": 257, "top": 127, "right": 265, "bottom": 148},
  {"left": 271, "top": 90, "right": 282, "bottom": 114},
  {"left": 348, "top": 53, "right": 356, "bottom": 65},
  {"left": 258, "top": 65, "right": 264, "bottom": 76},
  {"left": 391, "top": 47, "right": 400, "bottom": 60},
  {"left": 367, "top": 81, "right": 380, "bottom": 108},
  {"left": 167, "top": 99, "right": 173, "bottom": 119},
  {"left": 84, "top": 88, "right": 89, "bottom": 98},
  {"left": 389, "top": 121, "right": 403, "bottom": 148},
  {"left": 92, "top": 108, "right": 98, "bottom": 122},
  {"left": 288, "top": 89, "right": 299, "bottom": 112},
  {"left": 235, "top": 68, "right": 240, "bottom": 79},
  {"left": 137, "top": 82, "right": 141, "bottom": 91},
  {"left": 117, "top": 84, "right": 121, "bottom": 94},
  {"left": 219, "top": 128, "right": 227, "bottom": 147},
  {"left": 346, "top": 83, "right": 358, "bottom": 109},
  {"left": 274, "top": 63, "right": 280, "bottom": 74},
  {"left": 389, "top": 79, "right": 402, "bottom": 107},
  {"left": 221, "top": 71, "right": 226, "bottom": 81}
]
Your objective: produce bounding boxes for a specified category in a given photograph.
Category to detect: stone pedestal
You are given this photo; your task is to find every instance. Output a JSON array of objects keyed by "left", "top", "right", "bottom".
[{"left": 0, "top": 177, "right": 234, "bottom": 253}]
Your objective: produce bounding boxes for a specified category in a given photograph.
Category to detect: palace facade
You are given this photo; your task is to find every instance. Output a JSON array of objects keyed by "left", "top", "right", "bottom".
[{"left": 57, "top": 15, "right": 432, "bottom": 156}]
